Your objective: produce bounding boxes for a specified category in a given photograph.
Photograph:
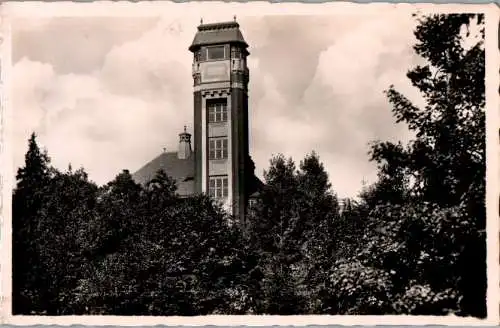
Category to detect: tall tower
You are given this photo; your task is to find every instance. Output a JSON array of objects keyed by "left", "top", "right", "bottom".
[{"left": 189, "top": 20, "right": 251, "bottom": 220}]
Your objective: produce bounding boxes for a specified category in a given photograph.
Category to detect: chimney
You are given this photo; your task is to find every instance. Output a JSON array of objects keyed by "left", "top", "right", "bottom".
[{"left": 178, "top": 125, "right": 192, "bottom": 160}]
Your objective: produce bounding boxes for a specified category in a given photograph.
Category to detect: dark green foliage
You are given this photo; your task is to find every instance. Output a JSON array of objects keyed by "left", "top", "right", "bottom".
[
  {"left": 13, "top": 150, "right": 258, "bottom": 315},
  {"left": 12, "top": 133, "right": 53, "bottom": 313},
  {"left": 12, "top": 13, "right": 486, "bottom": 317},
  {"left": 365, "top": 13, "right": 486, "bottom": 317},
  {"left": 247, "top": 152, "right": 340, "bottom": 314}
]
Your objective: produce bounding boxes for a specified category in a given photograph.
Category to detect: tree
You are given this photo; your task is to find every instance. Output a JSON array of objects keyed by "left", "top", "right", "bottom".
[
  {"left": 248, "top": 152, "right": 341, "bottom": 314},
  {"left": 73, "top": 169, "right": 260, "bottom": 315},
  {"left": 12, "top": 133, "right": 53, "bottom": 313},
  {"left": 35, "top": 167, "right": 99, "bottom": 314},
  {"left": 359, "top": 13, "right": 485, "bottom": 317}
]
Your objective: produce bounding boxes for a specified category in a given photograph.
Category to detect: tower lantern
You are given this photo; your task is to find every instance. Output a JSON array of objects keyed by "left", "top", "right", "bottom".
[
  {"left": 189, "top": 19, "right": 252, "bottom": 220},
  {"left": 177, "top": 125, "right": 192, "bottom": 160}
]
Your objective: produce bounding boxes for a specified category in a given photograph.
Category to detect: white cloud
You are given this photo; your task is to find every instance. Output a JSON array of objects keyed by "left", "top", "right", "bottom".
[
  {"left": 13, "top": 17, "right": 197, "bottom": 183},
  {"left": 13, "top": 13, "right": 423, "bottom": 199},
  {"left": 248, "top": 13, "right": 422, "bottom": 198}
]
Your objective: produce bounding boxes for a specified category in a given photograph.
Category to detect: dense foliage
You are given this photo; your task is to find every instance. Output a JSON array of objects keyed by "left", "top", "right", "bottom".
[{"left": 12, "top": 13, "right": 486, "bottom": 316}]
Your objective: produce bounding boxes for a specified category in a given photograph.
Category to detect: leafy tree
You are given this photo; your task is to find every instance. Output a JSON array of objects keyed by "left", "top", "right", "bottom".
[
  {"left": 74, "top": 170, "right": 260, "bottom": 315},
  {"left": 12, "top": 133, "right": 53, "bottom": 313},
  {"left": 355, "top": 13, "right": 485, "bottom": 316},
  {"left": 248, "top": 152, "right": 340, "bottom": 314},
  {"left": 35, "top": 167, "right": 99, "bottom": 314}
]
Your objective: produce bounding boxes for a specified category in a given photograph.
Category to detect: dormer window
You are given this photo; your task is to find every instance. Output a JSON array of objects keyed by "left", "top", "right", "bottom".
[{"left": 206, "top": 46, "right": 225, "bottom": 60}]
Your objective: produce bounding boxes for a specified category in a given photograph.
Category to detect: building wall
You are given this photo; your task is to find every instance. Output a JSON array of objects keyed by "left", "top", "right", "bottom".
[
  {"left": 231, "top": 87, "right": 248, "bottom": 220},
  {"left": 193, "top": 91, "right": 202, "bottom": 194},
  {"left": 192, "top": 42, "right": 249, "bottom": 218}
]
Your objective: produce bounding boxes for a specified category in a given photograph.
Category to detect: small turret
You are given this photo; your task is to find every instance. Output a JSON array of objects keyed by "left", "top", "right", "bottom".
[{"left": 178, "top": 125, "right": 192, "bottom": 160}]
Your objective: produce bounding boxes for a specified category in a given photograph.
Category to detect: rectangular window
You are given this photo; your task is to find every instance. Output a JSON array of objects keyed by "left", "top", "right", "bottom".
[
  {"left": 209, "top": 137, "right": 228, "bottom": 160},
  {"left": 208, "top": 101, "right": 228, "bottom": 123},
  {"left": 209, "top": 176, "right": 229, "bottom": 199},
  {"left": 206, "top": 46, "right": 225, "bottom": 60}
]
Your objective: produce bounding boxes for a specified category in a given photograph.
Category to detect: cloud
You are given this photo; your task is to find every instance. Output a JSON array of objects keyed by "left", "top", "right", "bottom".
[
  {"left": 12, "top": 13, "right": 423, "bottom": 198},
  {"left": 248, "top": 13, "right": 422, "bottom": 197},
  {"left": 12, "top": 17, "right": 159, "bottom": 74},
  {"left": 13, "top": 17, "right": 196, "bottom": 184}
]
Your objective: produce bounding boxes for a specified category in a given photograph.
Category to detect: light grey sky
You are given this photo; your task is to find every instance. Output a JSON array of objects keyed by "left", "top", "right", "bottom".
[{"left": 12, "top": 12, "right": 425, "bottom": 198}]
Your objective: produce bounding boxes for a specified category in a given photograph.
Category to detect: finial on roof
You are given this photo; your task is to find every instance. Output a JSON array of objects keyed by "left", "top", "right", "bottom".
[
  {"left": 233, "top": 15, "right": 237, "bottom": 22},
  {"left": 163, "top": 147, "right": 166, "bottom": 153},
  {"left": 184, "top": 125, "right": 187, "bottom": 133},
  {"left": 200, "top": 18, "right": 203, "bottom": 25}
]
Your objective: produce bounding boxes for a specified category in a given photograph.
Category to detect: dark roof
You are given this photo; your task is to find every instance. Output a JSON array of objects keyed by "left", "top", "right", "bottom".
[
  {"left": 248, "top": 174, "right": 265, "bottom": 198},
  {"left": 132, "top": 151, "right": 195, "bottom": 197},
  {"left": 189, "top": 21, "right": 248, "bottom": 52}
]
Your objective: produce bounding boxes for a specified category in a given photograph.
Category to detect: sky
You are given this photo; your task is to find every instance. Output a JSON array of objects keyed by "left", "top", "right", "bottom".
[{"left": 11, "top": 7, "right": 427, "bottom": 199}]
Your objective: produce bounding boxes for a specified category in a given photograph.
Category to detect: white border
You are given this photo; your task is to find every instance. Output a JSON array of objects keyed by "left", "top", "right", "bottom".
[
  {"left": 1, "top": 5, "right": 13, "bottom": 325},
  {"left": 1, "top": 2, "right": 498, "bottom": 326},
  {"left": 485, "top": 5, "right": 500, "bottom": 326}
]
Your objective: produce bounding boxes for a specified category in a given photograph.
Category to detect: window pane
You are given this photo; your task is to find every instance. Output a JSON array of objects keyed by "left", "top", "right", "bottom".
[
  {"left": 208, "top": 176, "right": 228, "bottom": 199},
  {"left": 207, "top": 102, "right": 227, "bottom": 123},
  {"left": 207, "top": 46, "right": 225, "bottom": 60}
]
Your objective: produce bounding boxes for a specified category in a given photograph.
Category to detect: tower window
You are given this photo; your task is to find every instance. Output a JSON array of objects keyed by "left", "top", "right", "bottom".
[
  {"left": 208, "top": 101, "right": 228, "bottom": 123},
  {"left": 209, "top": 176, "right": 229, "bottom": 199},
  {"left": 209, "top": 137, "right": 228, "bottom": 160},
  {"left": 206, "top": 46, "right": 225, "bottom": 60},
  {"left": 194, "top": 50, "right": 201, "bottom": 62}
]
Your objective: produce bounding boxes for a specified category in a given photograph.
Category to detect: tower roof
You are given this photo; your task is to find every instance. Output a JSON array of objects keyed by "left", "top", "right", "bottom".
[{"left": 189, "top": 20, "right": 248, "bottom": 52}]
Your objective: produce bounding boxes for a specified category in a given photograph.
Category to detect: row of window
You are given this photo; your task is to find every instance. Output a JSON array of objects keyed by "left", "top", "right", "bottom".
[{"left": 195, "top": 46, "right": 244, "bottom": 62}]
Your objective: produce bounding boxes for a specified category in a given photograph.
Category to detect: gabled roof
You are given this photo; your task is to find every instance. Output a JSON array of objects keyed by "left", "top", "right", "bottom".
[
  {"left": 132, "top": 151, "right": 195, "bottom": 197},
  {"left": 189, "top": 21, "right": 248, "bottom": 52}
]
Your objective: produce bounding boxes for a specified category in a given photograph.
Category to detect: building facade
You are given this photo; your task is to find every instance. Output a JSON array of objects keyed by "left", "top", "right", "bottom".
[{"left": 133, "top": 20, "right": 262, "bottom": 221}]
